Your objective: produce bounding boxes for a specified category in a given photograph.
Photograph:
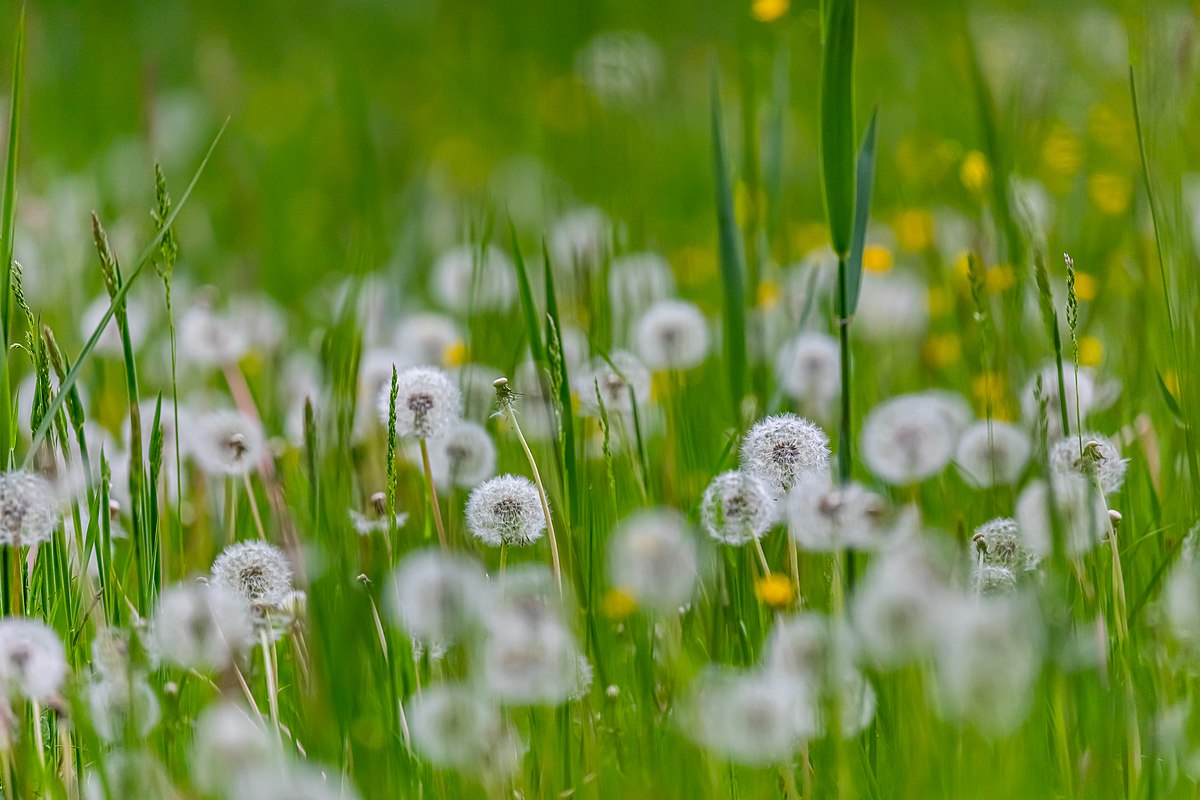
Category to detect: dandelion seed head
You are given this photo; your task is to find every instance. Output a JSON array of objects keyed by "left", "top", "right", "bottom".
[
  {"left": 787, "top": 470, "right": 912, "bottom": 552},
  {"left": 607, "top": 252, "right": 675, "bottom": 322},
  {"left": 431, "top": 244, "right": 517, "bottom": 313},
  {"left": 189, "top": 410, "right": 266, "bottom": 476},
  {"left": 576, "top": 350, "right": 651, "bottom": 418},
  {"left": 426, "top": 420, "right": 497, "bottom": 489},
  {"left": 971, "top": 517, "right": 1039, "bottom": 573},
  {"left": 685, "top": 668, "right": 817, "bottom": 765},
  {"left": 148, "top": 582, "right": 254, "bottom": 671},
  {"left": 87, "top": 673, "right": 161, "bottom": 741},
  {"left": 740, "top": 413, "right": 830, "bottom": 497},
  {"left": 971, "top": 564, "right": 1018, "bottom": 595},
  {"left": 1015, "top": 473, "right": 1110, "bottom": 557},
  {"left": 482, "top": 617, "right": 581, "bottom": 706},
  {"left": 762, "top": 613, "right": 858, "bottom": 688},
  {"left": 549, "top": 206, "right": 612, "bottom": 273},
  {"left": 575, "top": 31, "right": 664, "bottom": 108},
  {"left": 860, "top": 393, "right": 960, "bottom": 485},
  {"left": 393, "top": 313, "right": 463, "bottom": 369},
  {"left": 700, "top": 470, "right": 777, "bottom": 545},
  {"left": 178, "top": 300, "right": 249, "bottom": 367},
  {"left": 774, "top": 332, "right": 841, "bottom": 420},
  {"left": 855, "top": 272, "right": 929, "bottom": 340},
  {"left": 211, "top": 540, "right": 294, "bottom": 610},
  {"left": 379, "top": 366, "right": 462, "bottom": 440},
  {"left": 0, "top": 618, "right": 67, "bottom": 702},
  {"left": 192, "top": 702, "right": 276, "bottom": 793},
  {"left": 607, "top": 508, "right": 699, "bottom": 613},
  {"left": 386, "top": 549, "right": 487, "bottom": 645},
  {"left": 954, "top": 420, "right": 1031, "bottom": 487},
  {"left": 0, "top": 469, "right": 60, "bottom": 547},
  {"left": 408, "top": 684, "right": 523, "bottom": 775},
  {"left": 852, "top": 545, "right": 952, "bottom": 666},
  {"left": 633, "top": 299, "right": 711, "bottom": 371},
  {"left": 1049, "top": 432, "right": 1128, "bottom": 494},
  {"left": 467, "top": 475, "right": 546, "bottom": 547}
]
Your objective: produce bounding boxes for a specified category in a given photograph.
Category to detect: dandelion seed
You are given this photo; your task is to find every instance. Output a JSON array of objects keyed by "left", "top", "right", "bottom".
[
  {"left": 1049, "top": 432, "right": 1128, "bottom": 494},
  {"left": 431, "top": 244, "right": 517, "bottom": 313},
  {"left": 1015, "top": 473, "right": 1110, "bottom": 557},
  {"left": 192, "top": 702, "right": 277, "bottom": 794},
  {"left": 426, "top": 420, "right": 497, "bottom": 489},
  {"left": 576, "top": 351, "right": 651, "bottom": 418},
  {"left": 211, "top": 540, "right": 294, "bottom": 611},
  {"left": 954, "top": 420, "right": 1031, "bottom": 487},
  {"left": 774, "top": 332, "right": 841, "bottom": 420},
  {"left": 148, "top": 583, "right": 254, "bottom": 671},
  {"left": 189, "top": 409, "right": 266, "bottom": 477},
  {"left": 860, "top": 393, "right": 961, "bottom": 485},
  {"left": 386, "top": 549, "right": 487, "bottom": 645},
  {"left": 0, "top": 618, "right": 67, "bottom": 702},
  {"left": 466, "top": 475, "right": 546, "bottom": 547},
  {"left": 740, "top": 413, "right": 830, "bottom": 498},
  {"left": 0, "top": 469, "right": 60, "bottom": 547},
  {"left": 700, "top": 470, "right": 776, "bottom": 545},
  {"left": 633, "top": 299, "right": 711, "bottom": 371},
  {"left": 378, "top": 366, "right": 461, "bottom": 441},
  {"left": 787, "top": 470, "right": 914, "bottom": 551},
  {"left": 607, "top": 508, "right": 699, "bottom": 613}
]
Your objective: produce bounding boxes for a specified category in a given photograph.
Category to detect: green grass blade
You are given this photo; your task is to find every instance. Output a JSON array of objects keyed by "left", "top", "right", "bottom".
[
  {"left": 24, "top": 118, "right": 229, "bottom": 465},
  {"left": 542, "top": 247, "right": 577, "bottom": 529},
  {"left": 0, "top": 6, "right": 25, "bottom": 344},
  {"left": 509, "top": 219, "right": 544, "bottom": 366},
  {"left": 820, "top": 0, "right": 856, "bottom": 257},
  {"left": 845, "top": 105, "right": 878, "bottom": 316},
  {"left": 710, "top": 69, "right": 748, "bottom": 417}
]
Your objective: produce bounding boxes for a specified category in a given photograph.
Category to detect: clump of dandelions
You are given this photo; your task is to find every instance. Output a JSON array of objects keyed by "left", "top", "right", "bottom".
[
  {"left": 633, "top": 299, "right": 711, "bottom": 371},
  {"left": 1049, "top": 432, "right": 1128, "bottom": 494},
  {"left": 739, "top": 413, "right": 830, "bottom": 498},
  {"left": 466, "top": 475, "right": 546, "bottom": 547},
  {"left": 700, "top": 470, "right": 776, "bottom": 545},
  {"left": 379, "top": 366, "right": 462, "bottom": 440},
  {"left": 607, "top": 509, "right": 699, "bottom": 613},
  {"left": 211, "top": 540, "right": 295, "bottom": 612},
  {"left": 386, "top": 549, "right": 487, "bottom": 647},
  {"left": 953, "top": 421, "right": 1031, "bottom": 488},
  {"left": 1015, "top": 473, "right": 1110, "bottom": 557},
  {"left": 0, "top": 618, "right": 67, "bottom": 702},
  {"left": 148, "top": 582, "right": 254, "bottom": 671},
  {"left": 425, "top": 420, "right": 497, "bottom": 489},
  {"left": 189, "top": 409, "right": 266, "bottom": 476},
  {"left": 859, "top": 393, "right": 961, "bottom": 485},
  {"left": 0, "top": 469, "right": 60, "bottom": 547}
]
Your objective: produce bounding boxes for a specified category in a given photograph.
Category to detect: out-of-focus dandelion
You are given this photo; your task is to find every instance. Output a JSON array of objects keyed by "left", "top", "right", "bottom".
[
  {"left": 431, "top": 244, "right": 517, "bottom": 314},
  {"left": 954, "top": 420, "right": 1031, "bottom": 487},
  {"left": 860, "top": 393, "right": 961, "bottom": 485},
  {"left": 1049, "top": 432, "right": 1128, "bottom": 494},
  {"left": 386, "top": 549, "right": 487, "bottom": 646},
  {"left": 0, "top": 469, "right": 60, "bottom": 547},
  {"left": 633, "top": 299, "right": 711, "bottom": 371},
  {"left": 1015, "top": 473, "right": 1110, "bottom": 557},
  {"left": 787, "top": 470, "right": 914, "bottom": 551},
  {"left": 607, "top": 508, "right": 698, "bottom": 613},
  {"left": 148, "top": 582, "right": 254, "bottom": 671},
  {"left": 0, "top": 618, "right": 67, "bottom": 702},
  {"left": 774, "top": 332, "right": 841, "bottom": 421},
  {"left": 425, "top": 420, "right": 497, "bottom": 490},
  {"left": 700, "top": 470, "right": 776, "bottom": 546}
]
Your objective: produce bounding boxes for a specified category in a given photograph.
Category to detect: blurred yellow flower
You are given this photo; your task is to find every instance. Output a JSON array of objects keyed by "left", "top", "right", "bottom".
[
  {"left": 1074, "top": 271, "right": 1097, "bottom": 302},
  {"left": 1079, "top": 336, "right": 1103, "bottom": 366},
  {"left": 754, "top": 574, "right": 795, "bottom": 608},
  {"left": 895, "top": 208, "right": 934, "bottom": 252},
  {"left": 923, "top": 334, "right": 961, "bottom": 367},
  {"left": 863, "top": 245, "right": 893, "bottom": 273},
  {"left": 1088, "top": 173, "right": 1132, "bottom": 216},
  {"left": 1163, "top": 370, "right": 1180, "bottom": 398},
  {"left": 443, "top": 339, "right": 467, "bottom": 367},
  {"left": 674, "top": 246, "right": 717, "bottom": 289},
  {"left": 928, "top": 286, "right": 953, "bottom": 316},
  {"left": 972, "top": 371, "right": 1007, "bottom": 407},
  {"left": 789, "top": 221, "right": 829, "bottom": 255},
  {"left": 757, "top": 279, "right": 781, "bottom": 310},
  {"left": 603, "top": 589, "right": 638, "bottom": 619},
  {"left": 960, "top": 151, "right": 991, "bottom": 193},
  {"left": 985, "top": 264, "right": 1015, "bottom": 294},
  {"left": 952, "top": 251, "right": 972, "bottom": 282},
  {"left": 752, "top": 0, "right": 789, "bottom": 22},
  {"left": 1041, "top": 124, "right": 1083, "bottom": 178}
]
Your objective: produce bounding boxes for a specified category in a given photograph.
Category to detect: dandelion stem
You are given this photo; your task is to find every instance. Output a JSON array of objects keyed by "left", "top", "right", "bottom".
[
  {"left": 503, "top": 401, "right": 562, "bottom": 597},
  {"left": 418, "top": 438, "right": 448, "bottom": 550},
  {"left": 260, "top": 626, "right": 282, "bottom": 746},
  {"left": 242, "top": 473, "right": 267, "bottom": 540}
]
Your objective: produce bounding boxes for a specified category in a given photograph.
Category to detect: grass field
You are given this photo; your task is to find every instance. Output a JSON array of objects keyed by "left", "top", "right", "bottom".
[{"left": 0, "top": 1, "right": 1199, "bottom": 798}]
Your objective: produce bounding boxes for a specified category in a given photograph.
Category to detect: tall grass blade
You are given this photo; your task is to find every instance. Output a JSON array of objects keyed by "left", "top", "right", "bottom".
[
  {"left": 845, "top": 106, "right": 878, "bottom": 316},
  {"left": 710, "top": 68, "right": 748, "bottom": 417}
]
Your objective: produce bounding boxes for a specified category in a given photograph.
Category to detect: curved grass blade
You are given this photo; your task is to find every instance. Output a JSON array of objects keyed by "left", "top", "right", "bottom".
[
  {"left": 845, "top": 105, "right": 878, "bottom": 316},
  {"left": 820, "top": 0, "right": 856, "bottom": 258},
  {"left": 0, "top": 8, "right": 26, "bottom": 467},
  {"left": 710, "top": 68, "right": 747, "bottom": 416},
  {"left": 509, "top": 219, "right": 544, "bottom": 366}
]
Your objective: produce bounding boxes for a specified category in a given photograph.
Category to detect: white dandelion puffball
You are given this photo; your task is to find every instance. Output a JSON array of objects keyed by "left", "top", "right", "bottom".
[
  {"left": 426, "top": 420, "right": 497, "bottom": 489},
  {"left": 355, "top": 347, "right": 404, "bottom": 439},
  {"left": 189, "top": 409, "right": 266, "bottom": 477},
  {"left": 954, "top": 420, "right": 1031, "bottom": 487},
  {"left": 740, "top": 413, "right": 830, "bottom": 498},
  {"left": 575, "top": 30, "right": 664, "bottom": 108},
  {"left": 408, "top": 684, "right": 521, "bottom": 773},
  {"left": 379, "top": 366, "right": 462, "bottom": 440},
  {"left": 432, "top": 243, "right": 517, "bottom": 313},
  {"left": 178, "top": 301, "right": 249, "bottom": 368},
  {"left": 386, "top": 549, "right": 487, "bottom": 645},
  {"left": 855, "top": 272, "right": 929, "bottom": 340},
  {"left": 851, "top": 545, "right": 952, "bottom": 666},
  {"left": 0, "top": 469, "right": 61, "bottom": 547},
  {"left": 931, "top": 596, "right": 1043, "bottom": 735},
  {"left": 1020, "top": 364, "right": 1118, "bottom": 439},
  {"left": 633, "top": 299, "right": 711, "bottom": 371},
  {"left": 774, "top": 332, "right": 841, "bottom": 418},
  {"left": 607, "top": 508, "right": 699, "bottom": 613},
  {"left": 192, "top": 702, "right": 277, "bottom": 793},
  {"left": 482, "top": 617, "right": 581, "bottom": 706},
  {"left": 1015, "top": 473, "right": 1110, "bottom": 557},
  {"left": 971, "top": 564, "right": 1018, "bottom": 595},
  {"left": 700, "top": 470, "right": 777, "bottom": 545},
  {"left": 787, "top": 470, "right": 912, "bottom": 552},
  {"left": 576, "top": 350, "right": 651, "bottom": 418},
  {"left": 762, "top": 612, "right": 858, "bottom": 689},
  {"left": 1049, "top": 432, "right": 1128, "bottom": 494},
  {"left": 233, "top": 762, "right": 360, "bottom": 800},
  {"left": 393, "top": 313, "right": 463, "bottom": 369},
  {"left": 87, "top": 674, "right": 161, "bottom": 742},
  {"left": 466, "top": 475, "right": 546, "bottom": 547},
  {"left": 456, "top": 363, "right": 505, "bottom": 421},
  {"left": 549, "top": 206, "right": 612, "bottom": 273},
  {"left": 860, "top": 393, "right": 960, "bottom": 485},
  {"left": 0, "top": 618, "right": 67, "bottom": 701},
  {"left": 82, "top": 294, "right": 153, "bottom": 357},
  {"left": 1163, "top": 559, "right": 1200, "bottom": 647},
  {"left": 211, "top": 540, "right": 294, "bottom": 609},
  {"left": 685, "top": 668, "right": 817, "bottom": 766},
  {"left": 149, "top": 583, "right": 253, "bottom": 671},
  {"left": 971, "top": 517, "right": 1040, "bottom": 573},
  {"left": 608, "top": 252, "right": 675, "bottom": 322}
]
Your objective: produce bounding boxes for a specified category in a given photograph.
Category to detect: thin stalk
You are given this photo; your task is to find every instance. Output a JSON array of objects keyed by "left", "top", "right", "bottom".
[
  {"left": 260, "top": 626, "right": 282, "bottom": 746},
  {"left": 506, "top": 410, "right": 562, "bottom": 596},
  {"left": 242, "top": 473, "right": 267, "bottom": 540},
  {"left": 418, "top": 438, "right": 448, "bottom": 550}
]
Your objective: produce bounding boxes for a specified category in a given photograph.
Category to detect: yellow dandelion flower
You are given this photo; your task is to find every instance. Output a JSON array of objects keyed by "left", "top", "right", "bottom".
[
  {"left": 928, "top": 286, "right": 954, "bottom": 316},
  {"left": 602, "top": 589, "right": 638, "bottom": 619},
  {"left": 863, "top": 245, "right": 893, "bottom": 273},
  {"left": 960, "top": 151, "right": 991, "bottom": 194},
  {"left": 1041, "top": 124, "right": 1084, "bottom": 177},
  {"left": 1088, "top": 173, "right": 1132, "bottom": 216},
  {"left": 1079, "top": 336, "right": 1103, "bottom": 367},
  {"left": 1074, "top": 271, "right": 1097, "bottom": 302},
  {"left": 754, "top": 574, "right": 795, "bottom": 608},
  {"left": 752, "top": 0, "right": 789, "bottom": 22},
  {"left": 757, "top": 279, "right": 782, "bottom": 310},
  {"left": 985, "top": 264, "right": 1015, "bottom": 294},
  {"left": 443, "top": 339, "right": 467, "bottom": 367},
  {"left": 972, "top": 371, "right": 1008, "bottom": 407},
  {"left": 789, "top": 222, "right": 829, "bottom": 255},
  {"left": 894, "top": 208, "right": 934, "bottom": 253},
  {"left": 923, "top": 334, "right": 961, "bottom": 367}
]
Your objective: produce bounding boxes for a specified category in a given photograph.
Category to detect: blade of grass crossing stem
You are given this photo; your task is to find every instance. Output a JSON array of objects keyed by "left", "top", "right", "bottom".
[
  {"left": 24, "top": 119, "right": 229, "bottom": 464},
  {"left": 0, "top": 11, "right": 26, "bottom": 467},
  {"left": 845, "top": 106, "right": 878, "bottom": 316},
  {"left": 509, "top": 220, "right": 545, "bottom": 366},
  {"left": 710, "top": 69, "right": 748, "bottom": 418},
  {"left": 542, "top": 249, "right": 577, "bottom": 530}
]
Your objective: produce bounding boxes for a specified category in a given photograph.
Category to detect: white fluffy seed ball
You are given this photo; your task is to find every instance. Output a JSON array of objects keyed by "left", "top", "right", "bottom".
[
  {"left": 378, "top": 366, "right": 462, "bottom": 440},
  {"left": 466, "top": 475, "right": 546, "bottom": 547},
  {"left": 633, "top": 299, "right": 710, "bottom": 371}
]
